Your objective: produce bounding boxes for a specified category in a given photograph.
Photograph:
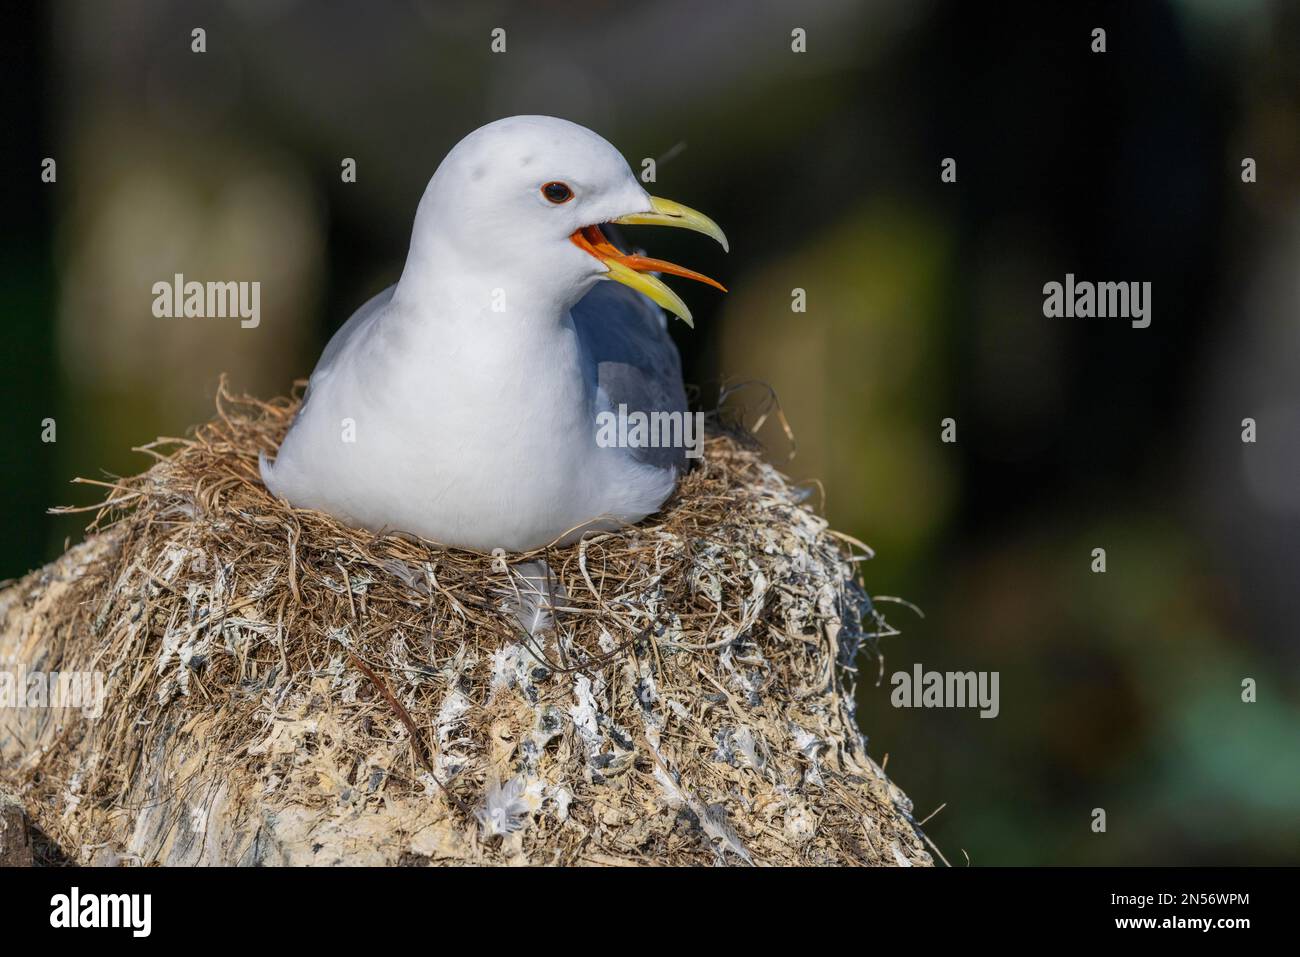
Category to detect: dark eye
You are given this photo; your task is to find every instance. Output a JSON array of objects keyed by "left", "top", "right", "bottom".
[{"left": 541, "top": 181, "right": 574, "bottom": 204}]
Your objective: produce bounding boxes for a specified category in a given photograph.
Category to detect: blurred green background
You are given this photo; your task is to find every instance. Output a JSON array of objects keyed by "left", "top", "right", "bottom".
[{"left": 2, "top": 0, "right": 1297, "bottom": 864}]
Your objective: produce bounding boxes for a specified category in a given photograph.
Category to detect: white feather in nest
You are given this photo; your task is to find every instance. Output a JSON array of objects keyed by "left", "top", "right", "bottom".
[
  {"left": 497, "top": 560, "right": 567, "bottom": 639},
  {"left": 476, "top": 776, "right": 531, "bottom": 837}
]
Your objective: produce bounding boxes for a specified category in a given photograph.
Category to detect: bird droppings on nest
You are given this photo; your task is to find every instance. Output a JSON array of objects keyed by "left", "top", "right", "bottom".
[{"left": 0, "top": 381, "right": 932, "bottom": 866}]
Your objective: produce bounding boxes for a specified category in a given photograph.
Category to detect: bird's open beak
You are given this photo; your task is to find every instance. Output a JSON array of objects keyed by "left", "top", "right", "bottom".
[{"left": 571, "top": 196, "right": 728, "bottom": 327}]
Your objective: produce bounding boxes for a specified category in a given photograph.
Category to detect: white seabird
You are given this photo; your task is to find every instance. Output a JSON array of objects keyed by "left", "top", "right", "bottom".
[{"left": 260, "top": 115, "right": 728, "bottom": 552}]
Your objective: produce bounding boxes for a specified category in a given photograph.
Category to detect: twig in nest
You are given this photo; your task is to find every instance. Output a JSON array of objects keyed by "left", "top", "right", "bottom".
[{"left": 344, "top": 649, "right": 472, "bottom": 817}]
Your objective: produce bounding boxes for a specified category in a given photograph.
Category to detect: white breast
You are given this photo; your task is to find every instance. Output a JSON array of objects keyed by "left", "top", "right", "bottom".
[{"left": 262, "top": 291, "right": 676, "bottom": 552}]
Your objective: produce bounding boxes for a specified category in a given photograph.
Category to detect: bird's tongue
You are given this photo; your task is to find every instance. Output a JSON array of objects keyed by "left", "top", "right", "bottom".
[{"left": 572, "top": 225, "right": 726, "bottom": 292}]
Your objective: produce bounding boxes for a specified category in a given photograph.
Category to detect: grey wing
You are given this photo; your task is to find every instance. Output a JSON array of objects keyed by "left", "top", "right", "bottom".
[
  {"left": 300, "top": 284, "right": 396, "bottom": 408},
  {"left": 572, "top": 280, "right": 690, "bottom": 472}
]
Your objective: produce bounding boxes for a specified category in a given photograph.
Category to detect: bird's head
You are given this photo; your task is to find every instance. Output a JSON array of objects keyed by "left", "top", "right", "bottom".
[{"left": 407, "top": 115, "right": 727, "bottom": 325}]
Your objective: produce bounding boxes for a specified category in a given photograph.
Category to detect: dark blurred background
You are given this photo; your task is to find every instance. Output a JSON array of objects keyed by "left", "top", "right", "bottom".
[{"left": 3, "top": 0, "right": 1297, "bottom": 864}]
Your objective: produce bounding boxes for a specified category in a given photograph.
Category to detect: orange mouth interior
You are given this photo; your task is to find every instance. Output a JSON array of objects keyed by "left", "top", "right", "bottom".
[{"left": 571, "top": 224, "right": 727, "bottom": 292}]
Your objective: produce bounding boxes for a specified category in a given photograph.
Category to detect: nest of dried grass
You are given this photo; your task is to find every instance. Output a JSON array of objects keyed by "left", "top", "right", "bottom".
[{"left": 0, "top": 381, "right": 931, "bottom": 866}]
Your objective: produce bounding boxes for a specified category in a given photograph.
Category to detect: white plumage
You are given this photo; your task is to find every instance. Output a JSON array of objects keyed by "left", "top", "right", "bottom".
[{"left": 260, "top": 116, "right": 727, "bottom": 552}]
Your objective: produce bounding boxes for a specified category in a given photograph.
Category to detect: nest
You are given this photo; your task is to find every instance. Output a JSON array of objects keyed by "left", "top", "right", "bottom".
[{"left": 0, "top": 381, "right": 931, "bottom": 866}]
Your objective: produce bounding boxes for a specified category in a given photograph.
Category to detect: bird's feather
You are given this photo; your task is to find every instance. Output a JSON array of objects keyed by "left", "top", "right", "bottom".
[
  {"left": 499, "top": 559, "right": 566, "bottom": 638},
  {"left": 572, "top": 280, "right": 689, "bottom": 473}
]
